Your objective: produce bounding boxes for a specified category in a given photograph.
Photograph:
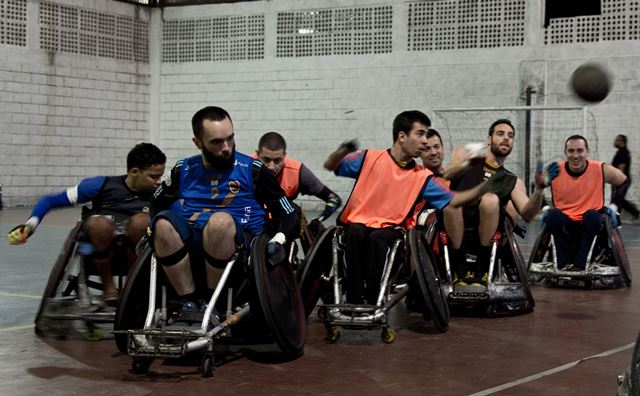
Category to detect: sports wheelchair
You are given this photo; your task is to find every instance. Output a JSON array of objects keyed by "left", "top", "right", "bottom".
[
  {"left": 113, "top": 234, "right": 305, "bottom": 377},
  {"left": 617, "top": 332, "right": 640, "bottom": 396},
  {"left": 297, "top": 216, "right": 450, "bottom": 344},
  {"left": 434, "top": 212, "right": 534, "bottom": 316},
  {"left": 34, "top": 219, "right": 129, "bottom": 339},
  {"left": 528, "top": 210, "right": 631, "bottom": 289}
]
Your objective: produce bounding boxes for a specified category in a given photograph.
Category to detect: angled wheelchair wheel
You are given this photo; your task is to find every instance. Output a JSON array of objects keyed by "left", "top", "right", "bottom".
[
  {"left": 297, "top": 226, "right": 337, "bottom": 318},
  {"left": 630, "top": 332, "right": 640, "bottom": 395},
  {"left": 503, "top": 221, "right": 535, "bottom": 309},
  {"left": 527, "top": 223, "right": 553, "bottom": 269},
  {"left": 34, "top": 221, "right": 83, "bottom": 334},
  {"left": 408, "top": 227, "right": 449, "bottom": 333},
  {"left": 605, "top": 215, "right": 631, "bottom": 287},
  {"left": 114, "top": 242, "right": 154, "bottom": 354},
  {"left": 252, "top": 234, "right": 305, "bottom": 359}
]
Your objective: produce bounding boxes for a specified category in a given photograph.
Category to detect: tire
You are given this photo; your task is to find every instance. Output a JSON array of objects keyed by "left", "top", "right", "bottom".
[
  {"left": 503, "top": 223, "right": 535, "bottom": 310},
  {"left": 630, "top": 332, "right": 640, "bottom": 395},
  {"left": 606, "top": 216, "right": 632, "bottom": 287},
  {"left": 408, "top": 227, "right": 449, "bottom": 333},
  {"left": 114, "top": 244, "right": 154, "bottom": 354},
  {"left": 527, "top": 223, "right": 552, "bottom": 270},
  {"left": 297, "top": 226, "right": 336, "bottom": 318},
  {"left": 34, "top": 222, "right": 83, "bottom": 332}
]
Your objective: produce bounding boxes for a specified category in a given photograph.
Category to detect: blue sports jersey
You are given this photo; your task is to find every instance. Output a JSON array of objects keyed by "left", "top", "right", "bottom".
[{"left": 177, "top": 153, "right": 266, "bottom": 234}]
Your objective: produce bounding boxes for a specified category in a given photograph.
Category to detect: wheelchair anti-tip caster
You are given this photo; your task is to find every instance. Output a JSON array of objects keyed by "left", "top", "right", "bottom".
[
  {"left": 381, "top": 328, "right": 397, "bottom": 344},
  {"left": 132, "top": 358, "right": 153, "bottom": 374},
  {"left": 325, "top": 326, "right": 341, "bottom": 343},
  {"left": 201, "top": 355, "right": 214, "bottom": 378}
]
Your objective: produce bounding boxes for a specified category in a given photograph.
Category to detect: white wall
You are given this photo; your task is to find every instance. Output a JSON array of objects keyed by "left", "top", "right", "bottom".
[{"left": 0, "top": 0, "right": 151, "bottom": 207}]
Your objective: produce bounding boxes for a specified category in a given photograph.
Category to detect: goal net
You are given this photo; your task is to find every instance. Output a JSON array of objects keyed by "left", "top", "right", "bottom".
[{"left": 432, "top": 106, "right": 598, "bottom": 190}]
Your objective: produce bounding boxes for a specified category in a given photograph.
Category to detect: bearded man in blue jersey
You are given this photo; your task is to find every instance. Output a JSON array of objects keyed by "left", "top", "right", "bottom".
[{"left": 149, "top": 106, "right": 299, "bottom": 317}]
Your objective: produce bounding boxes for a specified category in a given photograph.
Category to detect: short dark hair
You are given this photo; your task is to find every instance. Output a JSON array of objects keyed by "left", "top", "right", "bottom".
[
  {"left": 488, "top": 119, "right": 515, "bottom": 137},
  {"left": 617, "top": 134, "right": 628, "bottom": 146},
  {"left": 392, "top": 110, "right": 431, "bottom": 142},
  {"left": 426, "top": 128, "right": 443, "bottom": 145},
  {"left": 191, "top": 106, "right": 232, "bottom": 138},
  {"left": 127, "top": 143, "right": 166, "bottom": 171},
  {"left": 565, "top": 134, "right": 589, "bottom": 151},
  {"left": 258, "top": 132, "right": 287, "bottom": 152}
]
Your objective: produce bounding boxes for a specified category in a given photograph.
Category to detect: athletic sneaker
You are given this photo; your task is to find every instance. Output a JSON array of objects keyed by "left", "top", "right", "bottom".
[{"left": 453, "top": 272, "right": 468, "bottom": 286}]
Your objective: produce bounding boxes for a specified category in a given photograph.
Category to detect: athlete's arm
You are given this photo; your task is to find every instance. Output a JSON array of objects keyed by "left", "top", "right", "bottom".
[
  {"left": 149, "top": 162, "right": 181, "bottom": 219},
  {"left": 298, "top": 165, "right": 342, "bottom": 221},
  {"left": 510, "top": 178, "right": 543, "bottom": 223},
  {"left": 324, "top": 139, "right": 359, "bottom": 171},
  {"left": 603, "top": 163, "right": 627, "bottom": 187},
  {"left": 253, "top": 161, "right": 300, "bottom": 241}
]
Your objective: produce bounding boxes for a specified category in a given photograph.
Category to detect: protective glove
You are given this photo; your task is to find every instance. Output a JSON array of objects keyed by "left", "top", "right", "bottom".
[
  {"left": 534, "top": 161, "right": 560, "bottom": 188},
  {"left": 480, "top": 168, "right": 515, "bottom": 198},
  {"left": 464, "top": 142, "right": 486, "bottom": 167},
  {"left": 339, "top": 139, "right": 359, "bottom": 153},
  {"left": 317, "top": 194, "right": 342, "bottom": 222},
  {"left": 7, "top": 224, "right": 34, "bottom": 245},
  {"left": 266, "top": 232, "right": 287, "bottom": 267}
]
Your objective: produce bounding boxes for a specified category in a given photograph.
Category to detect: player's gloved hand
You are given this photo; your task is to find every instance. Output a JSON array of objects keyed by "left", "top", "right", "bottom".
[
  {"left": 535, "top": 161, "right": 560, "bottom": 188},
  {"left": 266, "top": 232, "right": 287, "bottom": 267},
  {"left": 480, "top": 168, "right": 513, "bottom": 197},
  {"left": 7, "top": 224, "right": 34, "bottom": 245},
  {"left": 317, "top": 194, "right": 342, "bottom": 222},
  {"left": 339, "top": 139, "right": 359, "bottom": 153},
  {"left": 464, "top": 142, "right": 486, "bottom": 167}
]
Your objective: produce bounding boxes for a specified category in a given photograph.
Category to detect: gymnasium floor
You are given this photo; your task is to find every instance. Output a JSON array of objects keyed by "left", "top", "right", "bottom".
[{"left": 1, "top": 207, "right": 639, "bottom": 396}]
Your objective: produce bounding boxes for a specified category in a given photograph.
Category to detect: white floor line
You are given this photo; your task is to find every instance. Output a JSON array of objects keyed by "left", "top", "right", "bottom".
[
  {"left": 469, "top": 342, "right": 636, "bottom": 396},
  {"left": 0, "top": 291, "right": 41, "bottom": 299},
  {"left": 0, "top": 324, "right": 35, "bottom": 332}
]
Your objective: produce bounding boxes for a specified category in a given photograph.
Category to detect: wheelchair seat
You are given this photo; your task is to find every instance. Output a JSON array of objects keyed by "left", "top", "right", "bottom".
[
  {"left": 113, "top": 234, "right": 306, "bottom": 377},
  {"left": 34, "top": 220, "right": 130, "bottom": 340},
  {"left": 528, "top": 212, "right": 631, "bottom": 288}
]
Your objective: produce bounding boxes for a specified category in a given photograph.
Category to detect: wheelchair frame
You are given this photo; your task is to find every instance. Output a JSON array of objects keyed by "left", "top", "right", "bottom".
[
  {"left": 299, "top": 219, "right": 449, "bottom": 344},
  {"left": 113, "top": 234, "right": 305, "bottom": 377},
  {"left": 527, "top": 213, "right": 631, "bottom": 288},
  {"left": 436, "top": 215, "right": 534, "bottom": 316},
  {"left": 34, "top": 220, "right": 128, "bottom": 339}
]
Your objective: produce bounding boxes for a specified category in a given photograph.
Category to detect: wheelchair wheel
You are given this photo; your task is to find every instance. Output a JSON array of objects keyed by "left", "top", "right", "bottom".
[
  {"left": 503, "top": 221, "right": 535, "bottom": 309},
  {"left": 114, "top": 243, "right": 154, "bottom": 354},
  {"left": 252, "top": 234, "right": 305, "bottom": 359},
  {"left": 527, "top": 223, "right": 553, "bottom": 269},
  {"left": 408, "top": 227, "right": 449, "bottom": 333},
  {"left": 630, "top": 332, "right": 640, "bottom": 395},
  {"left": 34, "top": 221, "right": 83, "bottom": 334},
  {"left": 297, "top": 226, "right": 337, "bottom": 318},
  {"left": 605, "top": 216, "right": 632, "bottom": 287}
]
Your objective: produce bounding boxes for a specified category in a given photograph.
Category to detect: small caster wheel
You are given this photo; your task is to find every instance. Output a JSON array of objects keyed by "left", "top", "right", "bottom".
[
  {"left": 325, "top": 327, "right": 341, "bottom": 343},
  {"left": 381, "top": 328, "right": 396, "bottom": 344},
  {"left": 317, "top": 306, "right": 328, "bottom": 321},
  {"left": 584, "top": 279, "right": 595, "bottom": 290},
  {"left": 201, "top": 355, "right": 214, "bottom": 378},
  {"left": 132, "top": 358, "right": 152, "bottom": 374},
  {"left": 486, "top": 306, "right": 497, "bottom": 318}
]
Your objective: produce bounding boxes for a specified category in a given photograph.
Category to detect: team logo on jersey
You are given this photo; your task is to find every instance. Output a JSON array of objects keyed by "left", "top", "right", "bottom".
[{"left": 229, "top": 180, "right": 240, "bottom": 195}]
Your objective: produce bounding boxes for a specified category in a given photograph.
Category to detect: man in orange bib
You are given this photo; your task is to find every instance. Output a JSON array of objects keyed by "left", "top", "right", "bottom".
[
  {"left": 324, "top": 110, "right": 505, "bottom": 304},
  {"left": 546, "top": 135, "right": 627, "bottom": 270},
  {"left": 254, "top": 132, "right": 342, "bottom": 223}
]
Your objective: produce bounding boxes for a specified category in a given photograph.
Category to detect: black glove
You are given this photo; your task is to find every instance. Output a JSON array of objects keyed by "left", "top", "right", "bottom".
[
  {"left": 340, "top": 139, "right": 359, "bottom": 153},
  {"left": 317, "top": 193, "right": 342, "bottom": 222},
  {"left": 266, "top": 232, "right": 286, "bottom": 267},
  {"left": 480, "top": 168, "right": 516, "bottom": 198}
]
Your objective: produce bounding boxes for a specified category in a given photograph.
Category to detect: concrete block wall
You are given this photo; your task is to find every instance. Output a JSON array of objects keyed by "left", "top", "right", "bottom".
[
  {"left": 157, "top": 0, "right": 640, "bottom": 211},
  {"left": 0, "top": 0, "right": 151, "bottom": 208}
]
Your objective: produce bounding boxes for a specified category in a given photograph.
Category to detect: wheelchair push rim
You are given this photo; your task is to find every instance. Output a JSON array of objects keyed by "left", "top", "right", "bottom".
[
  {"left": 297, "top": 225, "right": 337, "bottom": 318},
  {"left": 408, "top": 227, "right": 450, "bottom": 333},
  {"left": 252, "top": 234, "right": 306, "bottom": 359}
]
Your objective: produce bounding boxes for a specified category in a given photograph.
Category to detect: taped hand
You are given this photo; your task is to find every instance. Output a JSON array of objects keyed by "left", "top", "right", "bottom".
[
  {"left": 7, "top": 224, "right": 33, "bottom": 245},
  {"left": 266, "top": 232, "right": 287, "bottom": 267}
]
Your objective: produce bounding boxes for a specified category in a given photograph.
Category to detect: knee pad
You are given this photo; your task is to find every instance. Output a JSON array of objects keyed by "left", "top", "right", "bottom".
[
  {"left": 155, "top": 244, "right": 189, "bottom": 267},
  {"left": 203, "top": 249, "right": 228, "bottom": 269}
]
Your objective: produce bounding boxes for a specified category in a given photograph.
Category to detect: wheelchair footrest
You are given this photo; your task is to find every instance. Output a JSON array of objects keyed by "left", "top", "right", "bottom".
[
  {"left": 449, "top": 289, "right": 490, "bottom": 302},
  {"left": 322, "top": 304, "right": 386, "bottom": 327},
  {"left": 116, "top": 328, "right": 208, "bottom": 358}
]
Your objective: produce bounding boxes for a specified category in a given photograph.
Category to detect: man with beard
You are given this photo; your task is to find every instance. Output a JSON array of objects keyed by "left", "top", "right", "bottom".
[
  {"left": 546, "top": 135, "right": 626, "bottom": 270},
  {"left": 149, "top": 106, "right": 299, "bottom": 317},
  {"left": 324, "top": 110, "right": 506, "bottom": 304},
  {"left": 444, "top": 119, "right": 554, "bottom": 286},
  {"left": 7, "top": 142, "right": 166, "bottom": 305}
]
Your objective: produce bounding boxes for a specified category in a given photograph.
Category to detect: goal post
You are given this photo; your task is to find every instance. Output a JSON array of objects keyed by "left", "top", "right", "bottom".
[{"left": 432, "top": 106, "right": 597, "bottom": 194}]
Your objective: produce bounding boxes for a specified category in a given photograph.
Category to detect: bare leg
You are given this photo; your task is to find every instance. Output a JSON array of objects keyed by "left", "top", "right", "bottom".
[
  {"left": 125, "top": 213, "right": 150, "bottom": 271},
  {"left": 153, "top": 218, "right": 194, "bottom": 296},
  {"left": 202, "top": 212, "right": 237, "bottom": 289},
  {"left": 443, "top": 205, "right": 464, "bottom": 249},
  {"left": 85, "top": 215, "right": 117, "bottom": 296},
  {"left": 478, "top": 193, "right": 500, "bottom": 246}
]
